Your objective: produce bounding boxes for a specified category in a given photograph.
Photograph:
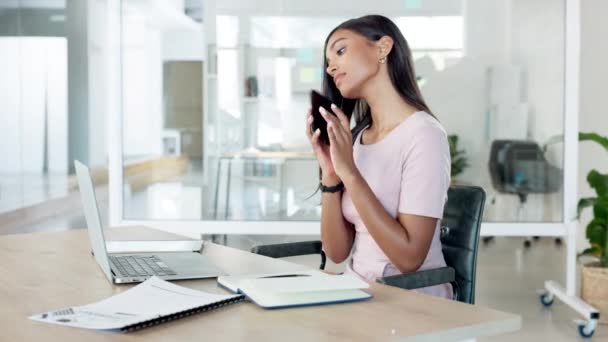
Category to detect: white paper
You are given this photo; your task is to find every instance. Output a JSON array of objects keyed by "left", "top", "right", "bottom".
[{"left": 29, "top": 277, "right": 241, "bottom": 331}]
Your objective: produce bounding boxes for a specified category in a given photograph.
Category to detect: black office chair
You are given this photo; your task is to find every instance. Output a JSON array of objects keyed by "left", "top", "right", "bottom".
[
  {"left": 251, "top": 185, "right": 486, "bottom": 304},
  {"left": 487, "top": 140, "right": 562, "bottom": 247}
]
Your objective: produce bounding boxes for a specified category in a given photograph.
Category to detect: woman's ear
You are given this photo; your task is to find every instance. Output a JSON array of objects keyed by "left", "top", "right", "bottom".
[{"left": 377, "top": 36, "right": 394, "bottom": 59}]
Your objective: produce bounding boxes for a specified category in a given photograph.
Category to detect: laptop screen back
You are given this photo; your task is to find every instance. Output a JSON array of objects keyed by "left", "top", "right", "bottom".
[{"left": 74, "top": 160, "right": 113, "bottom": 282}]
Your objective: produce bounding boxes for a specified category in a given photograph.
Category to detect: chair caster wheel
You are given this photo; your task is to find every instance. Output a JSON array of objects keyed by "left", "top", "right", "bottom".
[
  {"left": 578, "top": 322, "right": 595, "bottom": 338},
  {"left": 539, "top": 293, "right": 554, "bottom": 307}
]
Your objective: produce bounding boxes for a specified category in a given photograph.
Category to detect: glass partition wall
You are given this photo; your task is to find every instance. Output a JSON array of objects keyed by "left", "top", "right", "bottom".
[
  {"left": 115, "top": 0, "right": 574, "bottom": 236},
  {"left": 0, "top": 2, "right": 68, "bottom": 216}
]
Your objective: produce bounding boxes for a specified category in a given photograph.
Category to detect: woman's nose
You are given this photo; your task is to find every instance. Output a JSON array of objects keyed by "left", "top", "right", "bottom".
[{"left": 326, "top": 64, "right": 337, "bottom": 76}]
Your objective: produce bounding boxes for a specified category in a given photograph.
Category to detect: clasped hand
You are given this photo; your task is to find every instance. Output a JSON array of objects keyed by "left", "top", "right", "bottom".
[{"left": 305, "top": 104, "right": 358, "bottom": 183}]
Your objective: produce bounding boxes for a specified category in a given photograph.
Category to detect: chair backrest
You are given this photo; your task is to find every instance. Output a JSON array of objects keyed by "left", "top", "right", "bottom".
[
  {"left": 488, "top": 140, "right": 562, "bottom": 196},
  {"left": 488, "top": 140, "right": 512, "bottom": 192},
  {"left": 440, "top": 185, "right": 486, "bottom": 304}
]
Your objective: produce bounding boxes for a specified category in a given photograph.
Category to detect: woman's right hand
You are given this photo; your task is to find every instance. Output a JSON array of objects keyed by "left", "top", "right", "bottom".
[{"left": 306, "top": 108, "right": 341, "bottom": 185}]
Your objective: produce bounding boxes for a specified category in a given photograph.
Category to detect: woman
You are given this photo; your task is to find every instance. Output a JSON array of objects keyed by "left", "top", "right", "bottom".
[{"left": 306, "top": 15, "right": 452, "bottom": 299}]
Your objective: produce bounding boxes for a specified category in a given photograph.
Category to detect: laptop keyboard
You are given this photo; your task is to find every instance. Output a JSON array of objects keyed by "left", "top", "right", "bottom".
[{"left": 109, "top": 255, "right": 177, "bottom": 278}]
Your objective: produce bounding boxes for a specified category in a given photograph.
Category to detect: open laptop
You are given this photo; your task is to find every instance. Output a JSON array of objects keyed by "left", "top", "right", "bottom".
[{"left": 74, "top": 160, "right": 226, "bottom": 284}]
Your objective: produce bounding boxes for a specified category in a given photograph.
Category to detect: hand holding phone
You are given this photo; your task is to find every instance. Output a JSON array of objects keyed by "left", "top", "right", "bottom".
[{"left": 310, "top": 90, "right": 337, "bottom": 145}]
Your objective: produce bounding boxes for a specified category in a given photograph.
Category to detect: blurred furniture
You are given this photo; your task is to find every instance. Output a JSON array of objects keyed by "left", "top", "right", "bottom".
[
  {"left": 213, "top": 150, "right": 316, "bottom": 220},
  {"left": 161, "top": 129, "right": 181, "bottom": 155},
  {"left": 487, "top": 140, "right": 563, "bottom": 247},
  {"left": 252, "top": 185, "right": 486, "bottom": 304}
]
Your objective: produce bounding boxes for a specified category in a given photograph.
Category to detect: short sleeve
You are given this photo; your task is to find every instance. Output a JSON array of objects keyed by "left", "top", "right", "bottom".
[{"left": 398, "top": 126, "right": 451, "bottom": 218}]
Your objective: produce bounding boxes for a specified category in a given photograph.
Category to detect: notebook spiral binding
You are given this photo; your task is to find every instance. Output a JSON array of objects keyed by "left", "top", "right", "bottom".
[{"left": 121, "top": 295, "right": 245, "bottom": 332}]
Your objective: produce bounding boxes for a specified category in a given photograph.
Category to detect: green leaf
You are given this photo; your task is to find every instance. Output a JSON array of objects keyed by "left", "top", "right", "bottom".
[
  {"left": 587, "top": 170, "right": 608, "bottom": 198},
  {"left": 579, "top": 132, "right": 608, "bottom": 152},
  {"left": 586, "top": 219, "right": 607, "bottom": 249},
  {"left": 578, "top": 131, "right": 608, "bottom": 262},
  {"left": 577, "top": 197, "right": 596, "bottom": 218},
  {"left": 448, "top": 134, "right": 469, "bottom": 178},
  {"left": 594, "top": 197, "right": 608, "bottom": 221},
  {"left": 453, "top": 159, "right": 468, "bottom": 168}
]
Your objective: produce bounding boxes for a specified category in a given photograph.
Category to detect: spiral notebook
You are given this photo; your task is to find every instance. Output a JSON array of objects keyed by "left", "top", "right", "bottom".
[
  {"left": 218, "top": 272, "right": 372, "bottom": 309},
  {"left": 29, "top": 277, "right": 244, "bottom": 332}
]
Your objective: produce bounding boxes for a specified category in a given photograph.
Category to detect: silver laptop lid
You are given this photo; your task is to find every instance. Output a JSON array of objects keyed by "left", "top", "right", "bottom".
[{"left": 74, "top": 160, "right": 113, "bottom": 282}]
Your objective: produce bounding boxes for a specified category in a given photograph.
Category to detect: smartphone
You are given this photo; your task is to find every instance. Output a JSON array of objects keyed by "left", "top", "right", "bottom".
[{"left": 310, "top": 90, "right": 337, "bottom": 145}]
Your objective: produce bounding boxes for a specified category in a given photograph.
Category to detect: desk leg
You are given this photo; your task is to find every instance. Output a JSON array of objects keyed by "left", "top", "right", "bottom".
[
  {"left": 224, "top": 160, "right": 232, "bottom": 220},
  {"left": 207, "top": 234, "right": 228, "bottom": 245},
  {"left": 220, "top": 159, "right": 232, "bottom": 246},
  {"left": 213, "top": 158, "right": 223, "bottom": 220},
  {"left": 278, "top": 161, "right": 285, "bottom": 220}
]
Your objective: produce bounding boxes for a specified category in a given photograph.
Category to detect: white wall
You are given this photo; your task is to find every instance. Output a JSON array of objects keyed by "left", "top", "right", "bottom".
[
  {"left": 122, "top": 15, "right": 163, "bottom": 157},
  {"left": 463, "top": 0, "right": 510, "bottom": 65},
  {"left": 577, "top": 0, "right": 608, "bottom": 252},
  {"left": 0, "top": 38, "right": 21, "bottom": 173},
  {"left": 0, "top": 37, "right": 67, "bottom": 174},
  {"left": 215, "top": 0, "right": 462, "bottom": 17},
  {"left": 88, "top": 0, "right": 109, "bottom": 168},
  {"left": 162, "top": 28, "right": 205, "bottom": 61},
  {"left": 511, "top": 0, "right": 564, "bottom": 159},
  {"left": 424, "top": 0, "right": 511, "bottom": 190},
  {"left": 122, "top": 1, "right": 204, "bottom": 158}
]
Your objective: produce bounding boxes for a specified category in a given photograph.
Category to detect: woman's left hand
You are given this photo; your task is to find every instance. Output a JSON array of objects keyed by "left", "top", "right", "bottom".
[{"left": 320, "top": 104, "right": 358, "bottom": 182}]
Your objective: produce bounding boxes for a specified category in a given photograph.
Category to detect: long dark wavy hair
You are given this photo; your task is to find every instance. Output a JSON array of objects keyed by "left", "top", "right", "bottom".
[
  {"left": 311, "top": 15, "right": 434, "bottom": 198},
  {"left": 322, "top": 14, "right": 434, "bottom": 139}
]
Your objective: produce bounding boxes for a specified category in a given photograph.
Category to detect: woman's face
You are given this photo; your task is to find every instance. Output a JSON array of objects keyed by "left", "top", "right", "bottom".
[{"left": 325, "top": 29, "right": 381, "bottom": 99}]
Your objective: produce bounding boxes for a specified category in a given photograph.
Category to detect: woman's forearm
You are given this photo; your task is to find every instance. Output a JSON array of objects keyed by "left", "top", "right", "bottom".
[{"left": 319, "top": 177, "right": 354, "bottom": 263}]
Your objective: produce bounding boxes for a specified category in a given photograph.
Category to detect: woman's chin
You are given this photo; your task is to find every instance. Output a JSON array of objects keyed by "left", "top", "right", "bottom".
[{"left": 337, "top": 85, "right": 357, "bottom": 99}]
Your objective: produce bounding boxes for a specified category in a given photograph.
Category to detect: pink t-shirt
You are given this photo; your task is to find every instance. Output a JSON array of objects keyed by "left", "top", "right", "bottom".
[{"left": 342, "top": 111, "right": 453, "bottom": 299}]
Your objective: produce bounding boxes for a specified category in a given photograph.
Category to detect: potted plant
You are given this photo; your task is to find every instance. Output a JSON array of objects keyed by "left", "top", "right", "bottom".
[
  {"left": 448, "top": 134, "right": 469, "bottom": 180},
  {"left": 577, "top": 132, "right": 608, "bottom": 324}
]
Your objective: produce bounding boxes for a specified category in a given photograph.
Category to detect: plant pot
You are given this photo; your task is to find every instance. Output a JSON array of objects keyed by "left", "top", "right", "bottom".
[{"left": 581, "top": 262, "right": 608, "bottom": 324}]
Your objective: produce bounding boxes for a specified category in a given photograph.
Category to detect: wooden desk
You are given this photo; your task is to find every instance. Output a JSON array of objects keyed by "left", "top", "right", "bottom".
[{"left": 0, "top": 227, "right": 521, "bottom": 341}]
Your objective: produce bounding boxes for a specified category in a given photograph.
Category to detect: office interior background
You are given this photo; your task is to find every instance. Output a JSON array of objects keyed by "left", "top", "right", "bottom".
[{"left": 1, "top": 0, "right": 607, "bottom": 340}]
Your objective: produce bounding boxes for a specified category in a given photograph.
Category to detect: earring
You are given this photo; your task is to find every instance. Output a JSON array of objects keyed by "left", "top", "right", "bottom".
[{"left": 379, "top": 56, "right": 387, "bottom": 64}]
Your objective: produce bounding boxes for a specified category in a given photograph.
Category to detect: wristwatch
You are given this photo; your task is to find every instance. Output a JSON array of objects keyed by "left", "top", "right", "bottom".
[{"left": 319, "top": 181, "right": 344, "bottom": 193}]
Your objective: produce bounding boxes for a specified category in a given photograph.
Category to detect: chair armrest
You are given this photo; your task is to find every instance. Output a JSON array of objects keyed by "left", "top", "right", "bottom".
[
  {"left": 250, "top": 240, "right": 326, "bottom": 269},
  {"left": 376, "top": 267, "right": 455, "bottom": 290}
]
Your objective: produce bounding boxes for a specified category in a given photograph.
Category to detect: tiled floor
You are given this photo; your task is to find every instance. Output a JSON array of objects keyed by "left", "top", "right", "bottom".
[
  {"left": 0, "top": 172, "right": 71, "bottom": 214},
  {"left": 475, "top": 238, "right": 605, "bottom": 341}
]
